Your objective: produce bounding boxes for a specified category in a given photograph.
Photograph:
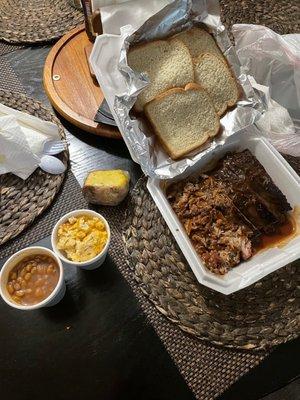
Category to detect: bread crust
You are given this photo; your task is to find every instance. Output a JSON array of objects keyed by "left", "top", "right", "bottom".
[
  {"left": 194, "top": 53, "right": 239, "bottom": 116},
  {"left": 145, "top": 84, "right": 220, "bottom": 160},
  {"left": 128, "top": 39, "right": 194, "bottom": 113},
  {"left": 174, "top": 27, "right": 223, "bottom": 60}
]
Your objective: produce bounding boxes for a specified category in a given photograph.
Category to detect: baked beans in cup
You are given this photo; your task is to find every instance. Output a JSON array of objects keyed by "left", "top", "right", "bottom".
[{"left": 0, "top": 247, "right": 65, "bottom": 310}]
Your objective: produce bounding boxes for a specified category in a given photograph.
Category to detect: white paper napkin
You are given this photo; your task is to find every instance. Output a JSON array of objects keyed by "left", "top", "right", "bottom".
[
  {"left": 0, "top": 115, "right": 40, "bottom": 179},
  {"left": 0, "top": 103, "right": 64, "bottom": 179}
]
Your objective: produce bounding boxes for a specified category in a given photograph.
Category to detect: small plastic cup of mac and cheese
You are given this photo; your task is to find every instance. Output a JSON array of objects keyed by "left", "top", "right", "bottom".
[{"left": 51, "top": 209, "right": 111, "bottom": 270}]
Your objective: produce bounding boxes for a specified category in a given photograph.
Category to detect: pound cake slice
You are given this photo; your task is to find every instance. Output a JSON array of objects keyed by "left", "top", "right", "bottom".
[
  {"left": 175, "top": 27, "right": 223, "bottom": 60},
  {"left": 127, "top": 38, "right": 194, "bottom": 112},
  {"left": 145, "top": 83, "right": 220, "bottom": 160},
  {"left": 194, "top": 53, "right": 239, "bottom": 115}
]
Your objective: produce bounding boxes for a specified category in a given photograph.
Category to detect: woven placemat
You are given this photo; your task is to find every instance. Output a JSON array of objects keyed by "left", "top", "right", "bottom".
[
  {"left": 123, "top": 177, "right": 300, "bottom": 351},
  {"left": 283, "top": 155, "right": 300, "bottom": 176},
  {"left": 0, "top": 89, "right": 68, "bottom": 245},
  {"left": 220, "top": 0, "right": 300, "bottom": 35},
  {"left": 0, "top": 58, "right": 25, "bottom": 93},
  {"left": 0, "top": 0, "right": 297, "bottom": 45},
  {"left": 0, "top": 170, "right": 86, "bottom": 258},
  {"left": 0, "top": 42, "right": 24, "bottom": 56},
  {"left": 0, "top": 0, "right": 84, "bottom": 44}
]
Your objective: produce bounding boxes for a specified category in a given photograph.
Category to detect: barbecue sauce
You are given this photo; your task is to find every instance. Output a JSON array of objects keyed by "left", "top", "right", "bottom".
[{"left": 255, "top": 212, "right": 298, "bottom": 252}]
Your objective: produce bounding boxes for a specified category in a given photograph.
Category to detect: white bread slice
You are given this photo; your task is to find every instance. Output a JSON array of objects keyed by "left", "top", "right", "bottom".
[
  {"left": 127, "top": 38, "right": 194, "bottom": 112},
  {"left": 194, "top": 53, "right": 239, "bottom": 116},
  {"left": 145, "top": 83, "right": 220, "bottom": 160},
  {"left": 175, "top": 27, "right": 223, "bottom": 60}
]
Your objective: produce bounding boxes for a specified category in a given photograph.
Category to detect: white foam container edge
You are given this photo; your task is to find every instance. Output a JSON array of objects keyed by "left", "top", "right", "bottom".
[{"left": 147, "top": 128, "right": 300, "bottom": 295}]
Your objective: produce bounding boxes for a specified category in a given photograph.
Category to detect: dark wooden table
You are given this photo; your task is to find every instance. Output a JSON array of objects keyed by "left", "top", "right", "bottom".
[{"left": 0, "top": 46, "right": 299, "bottom": 400}]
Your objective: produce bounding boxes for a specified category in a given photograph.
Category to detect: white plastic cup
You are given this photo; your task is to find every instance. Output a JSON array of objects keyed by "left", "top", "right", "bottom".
[
  {"left": 51, "top": 209, "right": 111, "bottom": 270},
  {"left": 0, "top": 246, "right": 66, "bottom": 310}
]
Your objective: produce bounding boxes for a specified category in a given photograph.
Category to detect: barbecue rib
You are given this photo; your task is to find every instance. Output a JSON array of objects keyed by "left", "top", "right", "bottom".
[
  {"left": 220, "top": 150, "right": 291, "bottom": 220},
  {"left": 214, "top": 157, "right": 280, "bottom": 234}
]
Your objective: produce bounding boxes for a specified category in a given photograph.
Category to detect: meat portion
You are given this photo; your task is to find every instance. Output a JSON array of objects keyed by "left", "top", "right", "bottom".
[
  {"left": 168, "top": 150, "right": 292, "bottom": 275},
  {"left": 223, "top": 151, "right": 291, "bottom": 218},
  {"left": 213, "top": 157, "right": 280, "bottom": 234},
  {"left": 169, "top": 176, "right": 254, "bottom": 274}
]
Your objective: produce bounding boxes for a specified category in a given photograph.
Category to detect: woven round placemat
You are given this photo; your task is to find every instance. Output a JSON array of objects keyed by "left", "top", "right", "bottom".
[
  {"left": 220, "top": 0, "right": 300, "bottom": 35},
  {"left": 0, "top": 89, "right": 68, "bottom": 245},
  {"left": 0, "top": 0, "right": 84, "bottom": 44},
  {"left": 124, "top": 177, "right": 300, "bottom": 351}
]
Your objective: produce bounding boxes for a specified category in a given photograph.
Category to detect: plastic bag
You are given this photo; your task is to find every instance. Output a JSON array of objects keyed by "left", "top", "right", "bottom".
[{"left": 233, "top": 24, "right": 300, "bottom": 156}]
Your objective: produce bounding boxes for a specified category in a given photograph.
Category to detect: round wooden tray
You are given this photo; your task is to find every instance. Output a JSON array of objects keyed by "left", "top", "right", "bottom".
[{"left": 43, "top": 25, "right": 121, "bottom": 139}]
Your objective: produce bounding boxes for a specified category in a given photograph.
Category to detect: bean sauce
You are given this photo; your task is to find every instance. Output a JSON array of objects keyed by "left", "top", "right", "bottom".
[{"left": 6, "top": 255, "right": 59, "bottom": 305}]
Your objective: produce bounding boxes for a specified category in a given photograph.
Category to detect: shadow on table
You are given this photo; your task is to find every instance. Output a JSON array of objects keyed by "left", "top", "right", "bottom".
[
  {"left": 40, "top": 281, "right": 79, "bottom": 322},
  {"left": 79, "top": 254, "right": 117, "bottom": 291},
  {"left": 40, "top": 254, "right": 117, "bottom": 323}
]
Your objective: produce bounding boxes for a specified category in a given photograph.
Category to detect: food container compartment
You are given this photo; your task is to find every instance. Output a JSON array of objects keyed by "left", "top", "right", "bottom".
[{"left": 147, "top": 128, "right": 300, "bottom": 294}]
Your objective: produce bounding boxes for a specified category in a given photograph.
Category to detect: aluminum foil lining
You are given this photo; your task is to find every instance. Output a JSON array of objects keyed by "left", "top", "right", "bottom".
[{"left": 113, "top": 0, "right": 264, "bottom": 179}]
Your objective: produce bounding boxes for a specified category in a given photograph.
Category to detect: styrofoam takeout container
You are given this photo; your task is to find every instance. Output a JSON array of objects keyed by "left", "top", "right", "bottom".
[
  {"left": 0, "top": 246, "right": 65, "bottom": 310},
  {"left": 147, "top": 129, "right": 300, "bottom": 295},
  {"left": 51, "top": 209, "right": 111, "bottom": 270}
]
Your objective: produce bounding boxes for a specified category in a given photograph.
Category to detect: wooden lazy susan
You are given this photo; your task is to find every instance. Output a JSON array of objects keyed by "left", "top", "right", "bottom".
[{"left": 43, "top": 25, "right": 121, "bottom": 139}]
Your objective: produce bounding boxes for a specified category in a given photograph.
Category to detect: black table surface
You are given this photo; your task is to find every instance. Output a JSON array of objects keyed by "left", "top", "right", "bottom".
[{"left": 0, "top": 46, "right": 299, "bottom": 400}]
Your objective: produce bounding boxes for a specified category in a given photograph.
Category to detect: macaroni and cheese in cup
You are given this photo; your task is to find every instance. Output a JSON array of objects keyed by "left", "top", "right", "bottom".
[{"left": 51, "top": 210, "right": 110, "bottom": 270}]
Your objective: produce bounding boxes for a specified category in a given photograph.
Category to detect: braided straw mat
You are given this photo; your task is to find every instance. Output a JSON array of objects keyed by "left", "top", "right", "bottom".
[
  {"left": 0, "top": 89, "right": 68, "bottom": 245},
  {"left": 220, "top": 0, "right": 300, "bottom": 35},
  {"left": 123, "top": 177, "right": 300, "bottom": 351},
  {"left": 0, "top": 0, "right": 84, "bottom": 44},
  {"left": 0, "top": 43, "right": 24, "bottom": 56},
  {"left": 0, "top": 0, "right": 298, "bottom": 45}
]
